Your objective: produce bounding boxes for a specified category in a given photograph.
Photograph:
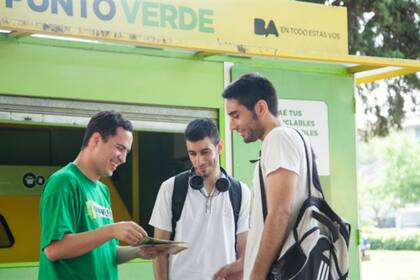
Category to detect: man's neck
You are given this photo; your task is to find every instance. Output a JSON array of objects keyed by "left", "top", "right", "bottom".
[
  {"left": 74, "top": 151, "right": 100, "bottom": 182},
  {"left": 203, "top": 167, "right": 221, "bottom": 194},
  {"left": 260, "top": 116, "right": 282, "bottom": 141}
]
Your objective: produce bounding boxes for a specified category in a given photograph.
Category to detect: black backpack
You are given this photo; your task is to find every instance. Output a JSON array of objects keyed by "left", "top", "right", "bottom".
[
  {"left": 170, "top": 170, "right": 242, "bottom": 249},
  {"left": 259, "top": 129, "right": 351, "bottom": 280}
]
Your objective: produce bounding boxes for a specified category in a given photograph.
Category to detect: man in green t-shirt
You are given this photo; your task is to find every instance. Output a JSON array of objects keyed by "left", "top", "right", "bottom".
[{"left": 39, "top": 111, "right": 166, "bottom": 280}]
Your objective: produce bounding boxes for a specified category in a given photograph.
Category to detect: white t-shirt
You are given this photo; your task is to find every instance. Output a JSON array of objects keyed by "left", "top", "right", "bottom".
[
  {"left": 149, "top": 174, "right": 251, "bottom": 280},
  {"left": 243, "top": 127, "right": 311, "bottom": 280}
]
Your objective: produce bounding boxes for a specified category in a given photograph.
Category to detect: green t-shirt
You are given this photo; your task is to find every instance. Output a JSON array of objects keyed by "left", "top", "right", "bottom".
[{"left": 38, "top": 163, "right": 118, "bottom": 280}]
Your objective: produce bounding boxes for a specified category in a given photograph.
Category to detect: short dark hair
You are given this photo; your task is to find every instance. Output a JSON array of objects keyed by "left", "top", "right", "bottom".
[
  {"left": 222, "top": 73, "right": 278, "bottom": 116},
  {"left": 184, "top": 118, "right": 220, "bottom": 145},
  {"left": 82, "top": 111, "right": 133, "bottom": 149}
]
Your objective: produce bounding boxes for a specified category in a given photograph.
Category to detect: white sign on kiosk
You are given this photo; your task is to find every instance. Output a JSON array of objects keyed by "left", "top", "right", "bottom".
[{"left": 278, "top": 99, "right": 330, "bottom": 176}]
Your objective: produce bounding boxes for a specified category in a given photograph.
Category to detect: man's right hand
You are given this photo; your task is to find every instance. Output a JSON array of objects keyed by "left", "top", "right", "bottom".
[{"left": 110, "top": 221, "right": 148, "bottom": 245}]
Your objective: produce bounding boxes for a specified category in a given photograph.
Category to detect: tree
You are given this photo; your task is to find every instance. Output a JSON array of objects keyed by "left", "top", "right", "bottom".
[
  {"left": 358, "top": 133, "right": 420, "bottom": 213},
  {"left": 379, "top": 134, "right": 420, "bottom": 205},
  {"left": 299, "top": 0, "right": 420, "bottom": 140},
  {"left": 357, "top": 137, "right": 395, "bottom": 226}
]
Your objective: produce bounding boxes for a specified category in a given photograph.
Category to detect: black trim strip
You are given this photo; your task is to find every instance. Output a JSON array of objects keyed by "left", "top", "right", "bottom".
[{"left": 0, "top": 214, "right": 15, "bottom": 248}]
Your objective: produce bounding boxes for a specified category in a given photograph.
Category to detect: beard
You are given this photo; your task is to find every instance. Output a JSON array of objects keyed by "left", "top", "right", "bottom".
[
  {"left": 243, "top": 130, "right": 260, "bottom": 143},
  {"left": 242, "top": 113, "right": 264, "bottom": 143},
  {"left": 200, "top": 169, "right": 212, "bottom": 178},
  {"left": 196, "top": 158, "right": 217, "bottom": 178}
]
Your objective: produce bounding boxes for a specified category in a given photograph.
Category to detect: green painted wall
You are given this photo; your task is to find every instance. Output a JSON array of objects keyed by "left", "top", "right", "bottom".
[
  {"left": 230, "top": 64, "right": 360, "bottom": 279},
  {"left": 0, "top": 37, "right": 224, "bottom": 109}
]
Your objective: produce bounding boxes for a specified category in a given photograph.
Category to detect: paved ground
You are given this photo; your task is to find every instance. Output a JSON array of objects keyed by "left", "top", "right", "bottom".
[{"left": 361, "top": 250, "right": 420, "bottom": 280}]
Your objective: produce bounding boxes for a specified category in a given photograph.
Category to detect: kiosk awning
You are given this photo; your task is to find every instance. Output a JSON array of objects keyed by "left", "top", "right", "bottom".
[{"left": 0, "top": 0, "right": 418, "bottom": 85}]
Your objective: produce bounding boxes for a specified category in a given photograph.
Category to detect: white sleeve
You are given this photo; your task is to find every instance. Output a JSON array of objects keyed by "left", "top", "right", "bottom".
[
  {"left": 262, "top": 129, "right": 301, "bottom": 177},
  {"left": 236, "top": 182, "right": 251, "bottom": 234},
  {"left": 148, "top": 177, "right": 175, "bottom": 232}
]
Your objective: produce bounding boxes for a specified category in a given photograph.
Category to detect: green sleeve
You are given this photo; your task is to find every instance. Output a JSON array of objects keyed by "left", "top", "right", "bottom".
[{"left": 40, "top": 176, "right": 79, "bottom": 250}]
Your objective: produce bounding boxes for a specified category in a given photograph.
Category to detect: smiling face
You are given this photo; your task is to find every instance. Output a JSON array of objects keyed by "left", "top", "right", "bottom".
[
  {"left": 91, "top": 127, "right": 133, "bottom": 178},
  {"left": 186, "top": 137, "right": 222, "bottom": 178},
  {"left": 226, "top": 98, "right": 264, "bottom": 143}
]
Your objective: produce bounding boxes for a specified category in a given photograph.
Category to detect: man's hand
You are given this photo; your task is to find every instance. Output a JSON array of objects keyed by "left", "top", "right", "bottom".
[
  {"left": 213, "top": 261, "right": 243, "bottom": 280},
  {"left": 117, "top": 245, "right": 168, "bottom": 264},
  {"left": 110, "top": 221, "right": 148, "bottom": 245},
  {"left": 136, "top": 246, "right": 170, "bottom": 259}
]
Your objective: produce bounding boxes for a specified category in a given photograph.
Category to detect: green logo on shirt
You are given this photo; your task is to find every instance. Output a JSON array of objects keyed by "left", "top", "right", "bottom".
[{"left": 86, "top": 200, "right": 113, "bottom": 220}]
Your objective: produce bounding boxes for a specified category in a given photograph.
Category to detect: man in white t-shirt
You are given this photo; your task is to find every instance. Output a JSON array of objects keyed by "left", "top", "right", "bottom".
[
  {"left": 222, "top": 73, "right": 311, "bottom": 280},
  {"left": 149, "top": 118, "right": 251, "bottom": 280}
]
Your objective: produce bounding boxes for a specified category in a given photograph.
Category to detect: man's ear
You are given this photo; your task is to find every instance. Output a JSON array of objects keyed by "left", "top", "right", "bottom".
[
  {"left": 255, "top": 100, "right": 269, "bottom": 118},
  {"left": 88, "top": 132, "right": 101, "bottom": 148},
  {"left": 216, "top": 139, "right": 224, "bottom": 155}
]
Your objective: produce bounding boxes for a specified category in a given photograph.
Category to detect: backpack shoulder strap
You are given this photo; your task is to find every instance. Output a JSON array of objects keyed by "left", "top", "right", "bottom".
[
  {"left": 228, "top": 175, "right": 242, "bottom": 256},
  {"left": 259, "top": 128, "right": 324, "bottom": 222},
  {"left": 228, "top": 176, "right": 242, "bottom": 232},
  {"left": 170, "top": 170, "right": 189, "bottom": 241},
  {"left": 292, "top": 128, "right": 324, "bottom": 199},
  {"left": 258, "top": 161, "right": 268, "bottom": 221}
]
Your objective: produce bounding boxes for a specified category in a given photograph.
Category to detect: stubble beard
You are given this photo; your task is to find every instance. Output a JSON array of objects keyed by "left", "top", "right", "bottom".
[{"left": 243, "top": 113, "right": 264, "bottom": 143}]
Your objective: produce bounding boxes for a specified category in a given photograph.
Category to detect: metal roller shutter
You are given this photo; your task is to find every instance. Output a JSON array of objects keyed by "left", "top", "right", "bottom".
[{"left": 0, "top": 94, "right": 217, "bottom": 132}]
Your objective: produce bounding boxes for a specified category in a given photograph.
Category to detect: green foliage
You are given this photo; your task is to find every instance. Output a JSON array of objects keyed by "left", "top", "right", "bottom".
[
  {"left": 378, "top": 134, "right": 420, "bottom": 206},
  {"left": 358, "top": 133, "right": 420, "bottom": 209},
  {"left": 298, "top": 0, "right": 420, "bottom": 140},
  {"left": 365, "top": 228, "right": 420, "bottom": 250}
]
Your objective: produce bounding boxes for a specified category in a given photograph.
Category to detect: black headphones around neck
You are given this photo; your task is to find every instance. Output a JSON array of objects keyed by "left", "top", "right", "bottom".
[{"left": 188, "top": 167, "right": 231, "bottom": 192}]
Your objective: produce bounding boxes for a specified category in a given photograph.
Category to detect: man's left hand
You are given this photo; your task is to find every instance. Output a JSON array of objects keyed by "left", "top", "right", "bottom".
[{"left": 136, "top": 246, "right": 170, "bottom": 259}]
